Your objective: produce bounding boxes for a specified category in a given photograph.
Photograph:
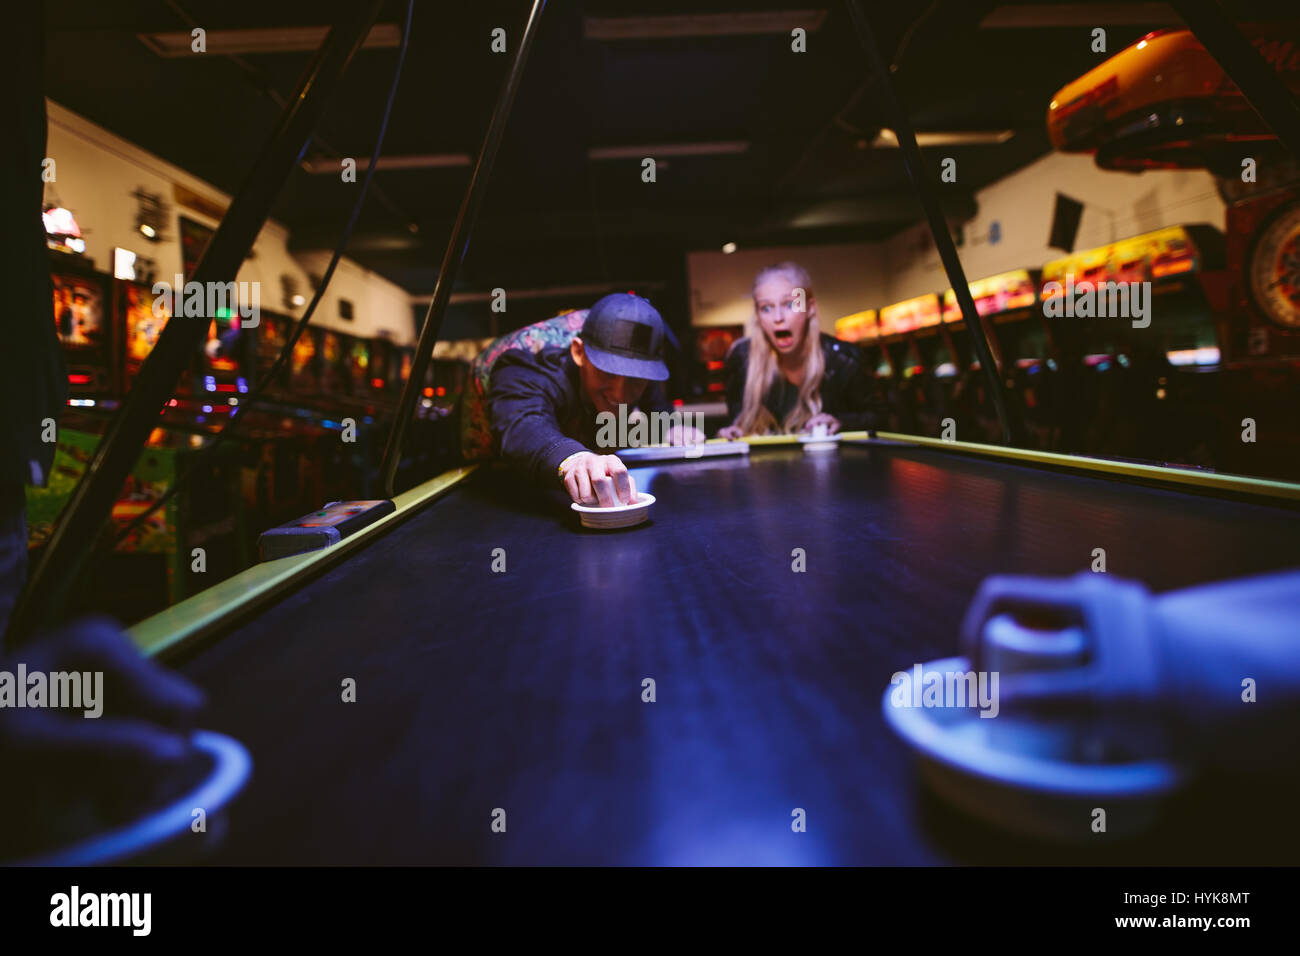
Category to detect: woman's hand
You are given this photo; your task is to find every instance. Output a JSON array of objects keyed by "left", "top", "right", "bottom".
[
  {"left": 803, "top": 413, "right": 841, "bottom": 435},
  {"left": 664, "top": 424, "right": 707, "bottom": 448},
  {"left": 718, "top": 424, "right": 745, "bottom": 440}
]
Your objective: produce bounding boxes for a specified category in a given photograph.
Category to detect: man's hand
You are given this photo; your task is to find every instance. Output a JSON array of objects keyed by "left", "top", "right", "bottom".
[
  {"left": 803, "top": 413, "right": 842, "bottom": 435},
  {"left": 560, "top": 452, "right": 638, "bottom": 507},
  {"left": 718, "top": 424, "right": 745, "bottom": 440}
]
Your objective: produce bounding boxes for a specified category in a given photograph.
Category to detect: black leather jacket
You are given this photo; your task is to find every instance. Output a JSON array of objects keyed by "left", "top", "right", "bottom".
[
  {"left": 723, "top": 333, "right": 880, "bottom": 432},
  {"left": 489, "top": 346, "right": 671, "bottom": 487}
]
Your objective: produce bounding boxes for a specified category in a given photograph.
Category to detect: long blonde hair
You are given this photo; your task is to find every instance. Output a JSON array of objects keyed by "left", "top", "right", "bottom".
[{"left": 733, "top": 262, "right": 824, "bottom": 434}]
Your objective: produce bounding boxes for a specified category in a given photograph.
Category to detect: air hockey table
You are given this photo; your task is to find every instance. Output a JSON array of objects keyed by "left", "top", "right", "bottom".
[{"left": 129, "top": 434, "right": 1300, "bottom": 865}]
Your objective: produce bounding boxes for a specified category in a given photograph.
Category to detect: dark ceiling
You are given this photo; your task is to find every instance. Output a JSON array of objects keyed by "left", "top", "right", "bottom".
[{"left": 41, "top": 0, "right": 1293, "bottom": 330}]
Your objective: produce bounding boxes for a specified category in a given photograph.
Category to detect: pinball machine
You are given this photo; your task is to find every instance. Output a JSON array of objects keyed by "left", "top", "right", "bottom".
[{"left": 26, "top": 274, "right": 248, "bottom": 620}]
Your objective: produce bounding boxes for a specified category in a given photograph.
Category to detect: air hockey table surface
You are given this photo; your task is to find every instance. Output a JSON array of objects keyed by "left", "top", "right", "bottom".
[{"left": 138, "top": 438, "right": 1300, "bottom": 864}]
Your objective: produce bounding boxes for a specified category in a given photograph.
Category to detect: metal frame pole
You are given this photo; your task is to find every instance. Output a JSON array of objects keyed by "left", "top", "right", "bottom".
[
  {"left": 846, "top": 0, "right": 1015, "bottom": 445},
  {"left": 379, "top": 0, "right": 549, "bottom": 496}
]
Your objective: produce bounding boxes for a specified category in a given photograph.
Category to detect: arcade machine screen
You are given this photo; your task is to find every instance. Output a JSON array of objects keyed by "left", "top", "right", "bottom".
[
  {"left": 255, "top": 313, "right": 292, "bottom": 396},
  {"left": 120, "top": 280, "right": 172, "bottom": 386},
  {"left": 290, "top": 326, "right": 320, "bottom": 397},
  {"left": 346, "top": 337, "right": 370, "bottom": 397},
  {"left": 417, "top": 358, "right": 467, "bottom": 418},
  {"left": 51, "top": 269, "right": 112, "bottom": 397},
  {"left": 694, "top": 326, "right": 743, "bottom": 397},
  {"left": 368, "top": 339, "right": 396, "bottom": 397},
  {"left": 318, "top": 330, "right": 347, "bottom": 396},
  {"left": 198, "top": 312, "right": 251, "bottom": 407}
]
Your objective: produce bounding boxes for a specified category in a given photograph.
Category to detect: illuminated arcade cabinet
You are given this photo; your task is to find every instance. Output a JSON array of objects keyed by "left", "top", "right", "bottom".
[{"left": 1048, "top": 25, "right": 1300, "bottom": 477}]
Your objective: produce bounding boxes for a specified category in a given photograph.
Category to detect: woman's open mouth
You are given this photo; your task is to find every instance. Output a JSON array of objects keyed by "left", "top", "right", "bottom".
[{"left": 772, "top": 329, "right": 794, "bottom": 346}]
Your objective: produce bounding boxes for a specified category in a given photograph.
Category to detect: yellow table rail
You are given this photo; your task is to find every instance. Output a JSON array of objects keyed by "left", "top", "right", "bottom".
[
  {"left": 869, "top": 431, "right": 1300, "bottom": 502},
  {"left": 129, "top": 433, "right": 1298, "bottom": 658},
  {"left": 129, "top": 465, "right": 478, "bottom": 659}
]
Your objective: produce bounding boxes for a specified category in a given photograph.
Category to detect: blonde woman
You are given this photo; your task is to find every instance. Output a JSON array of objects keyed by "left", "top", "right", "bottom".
[{"left": 718, "top": 262, "right": 877, "bottom": 438}]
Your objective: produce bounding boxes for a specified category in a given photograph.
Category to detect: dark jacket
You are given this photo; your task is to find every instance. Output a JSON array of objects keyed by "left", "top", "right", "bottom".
[
  {"left": 2, "top": 16, "right": 67, "bottom": 488},
  {"left": 488, "top": 346, "right": 669, "bottom": 487},
  {"left": 724, "top": 333, "right": 879, "bottom": 433}
]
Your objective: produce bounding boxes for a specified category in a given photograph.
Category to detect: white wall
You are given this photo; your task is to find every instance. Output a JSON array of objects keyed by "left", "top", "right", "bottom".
[
  {"left": 880, "top": 151, "right": 1225, "bottom": 303},
  {"left": 686, "top": 152, "right": 1226, "bottom": 328},
  {"left": 291, "top": 251, "right": 416, "bottom": 343},
  {"left": 42, "top": 100, "right": 415, "bottom": 344},
  {"left": 687, "top": 242, "right": 885, "bottom": 333}
]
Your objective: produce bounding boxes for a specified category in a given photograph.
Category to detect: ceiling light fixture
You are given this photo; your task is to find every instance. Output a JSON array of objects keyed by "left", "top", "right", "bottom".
[
  {"left": 588, "top": 141, "right": 749, "bottom": 161},
  {"left": 138, "top": 24, "right": 401, "bottom": 57},
  {"left": 871, "top": 129, "right": 1016, "bottom": 148}
]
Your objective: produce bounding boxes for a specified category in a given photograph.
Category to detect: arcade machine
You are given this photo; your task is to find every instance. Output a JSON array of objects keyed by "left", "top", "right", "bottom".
[
  {"left": 197, "top": 308, "right": 252, "bottom": 412},
  {"left": 121, "top": 276, "right": 231, "bottom": 434},
  {"left": 367, "top": 336, "right": 399, "bottom": 405},
  {"left": 833, "top": 309, "right": 887, "bottom": 373},
  {"left": 877, "top": 293, "right": 937, "bottom": 435},
  {"left": 253, "top": 311, "right": 292, "bottom": 395},
  {"left": 398, "top": 346, "right": 414, "bottom": 394},
  {"left": 121, "top": 279, "right": 174, "bottom": 390},
  {"left": 316, "top": 328, "right": 349, "bottom": 401},
  {"left": 261, "top": 324, "right": 381, "bottom": 501},
  {"left": 49, "top": 262, "right": 115, "bottom": 405},
  {"left": 28, "top": 276, "right": 247, "bottom": 621},
  {"left": 833, "top": 309, "right": 894, "bottom": 434},
  {"left": 1047, "top": 24, "right": 1300, "bottom": 479},
  {"left": 398, "top": 353, "right": 465, "bottom": 481},
  {"left": 691, "top": 325, "right": 744, "bottom": 401},
  {"left": 420, "top": 357, "right": 468, "bottom": 419},
  {"left": 233, "top": 312, "right": 329, "bottom": 525},
  {"left": 1040, "top": 225, "right": 1225, "bottom": 464},
  {"left": 333, "top": 332, "right": 385, "bottom": 497},
  {"left": 344, "top": 335, "right": 371, "bottom": 403},
  {"left": 942, "top": 269, "right": 1052, "bottom": 448},
  {"left": 270, "top": 324, "right": 332, "bottom": 508}
]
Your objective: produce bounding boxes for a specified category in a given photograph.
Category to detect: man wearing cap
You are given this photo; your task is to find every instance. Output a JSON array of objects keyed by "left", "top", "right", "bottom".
[{"left": 488, "top": 293, "right": 703, "bottom": 507}]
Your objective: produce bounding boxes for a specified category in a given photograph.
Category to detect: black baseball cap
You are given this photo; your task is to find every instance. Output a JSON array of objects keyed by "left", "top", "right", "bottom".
[{"left": 580, "top": 293, "right": 670, "bottom": 381}]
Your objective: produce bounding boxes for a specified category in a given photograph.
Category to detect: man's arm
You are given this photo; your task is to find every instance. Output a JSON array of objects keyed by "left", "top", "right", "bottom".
[{"left": 488, "top": 349, "right": 587, "bottom": 486}]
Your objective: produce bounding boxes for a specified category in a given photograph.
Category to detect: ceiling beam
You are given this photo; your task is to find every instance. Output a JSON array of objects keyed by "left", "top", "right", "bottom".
[
  {"left": 413, "top": 280, "right": 668, "bottom": 306},
  {"left": 137, "top": 23, "right": 402, "bottom": 56},
  {"left": 584, "top": 11, "right": 828, "bottom": 41},
  {"left": 286, "top": 191, "right": 974, "bottom": 266},
  {"left": 300, "top": 154, "right": 472, "bottom": 173},
  {"left": 588, "top": 141, "right": 751, "bottom": 160},
  {"left": 979, "top": 3, "right": 1178, "bottom": 28}
]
